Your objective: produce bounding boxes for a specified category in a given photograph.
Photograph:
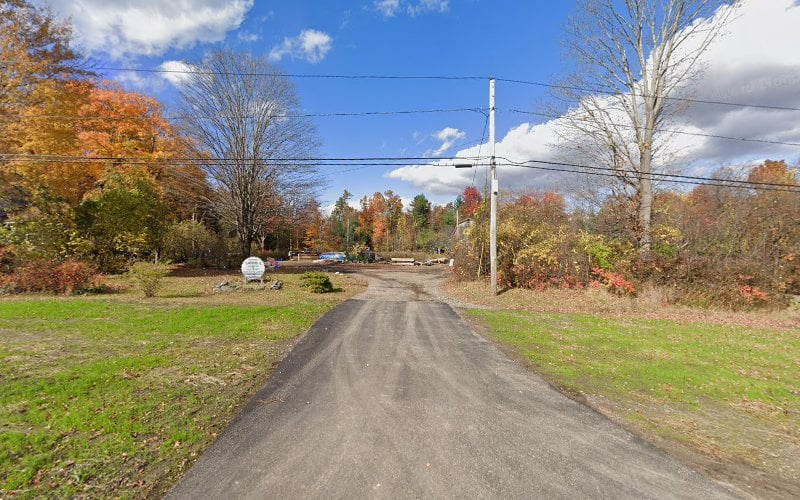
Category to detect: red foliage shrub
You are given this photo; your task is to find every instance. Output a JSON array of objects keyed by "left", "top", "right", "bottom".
[
  {"left": 592, "top": 268, "right": 637, "bottom": 297},
  {"left": 0, "top": 274, "right": 15, "bottom": 294},
  {"left": 7, "top": 260, "right": 103, "bottom": 295},
  {"left": 738, "top": 285, "right": 769, "bottom": 305}
]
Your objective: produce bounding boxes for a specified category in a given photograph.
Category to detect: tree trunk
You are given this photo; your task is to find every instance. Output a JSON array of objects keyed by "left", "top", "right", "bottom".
[
  {"left": 240, "top": 234, "right": 252, "bottom": 260},
  {"left": 638, "top": 116, "right": 656, "bottom": 253},
  {"left": 637, "top": 173, "right": 654, "bottom": 254}
]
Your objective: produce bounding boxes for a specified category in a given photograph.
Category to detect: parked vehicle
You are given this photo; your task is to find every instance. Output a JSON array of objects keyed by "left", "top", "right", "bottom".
[{"left": 318, "top": 252, "right": 346, "bottom": 263}]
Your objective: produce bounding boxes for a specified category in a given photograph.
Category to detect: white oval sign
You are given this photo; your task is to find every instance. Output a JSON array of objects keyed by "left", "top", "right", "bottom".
[{"left": 241, "top": 256, "right": 266, "bottom": 281}]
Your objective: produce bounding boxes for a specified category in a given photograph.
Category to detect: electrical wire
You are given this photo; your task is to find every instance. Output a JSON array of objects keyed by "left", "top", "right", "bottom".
[
  {"left": 472, "top": 113, "right": 490, "bottom": 188},
  {"left": 0, "top": 107, "right": 488, "bottom": 121},
  {"left": 2, "top": 60, "right": 796, "bottom": 112},
  {"left": 4, "top": 104, "right": 797, "bottom": 150},
  {"left": 0, "top": 153, "right": 480, "bottom": 163},
  {"left": 498, "top": 156, "right": 797, "bottom": 188},
  {"left": 3, "top": 153, "right": 797, "bottom": 192},
  {"left": 494, "top": 78, "right": 800, "bottom": 113},
  {"left": 496, "top": 158, "right": 800, "bottom": 193}
]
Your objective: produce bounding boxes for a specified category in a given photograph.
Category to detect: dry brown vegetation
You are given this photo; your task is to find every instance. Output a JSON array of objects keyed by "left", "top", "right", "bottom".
[{"left": 445, "top": 277, "right": 800, "bottom": 330}]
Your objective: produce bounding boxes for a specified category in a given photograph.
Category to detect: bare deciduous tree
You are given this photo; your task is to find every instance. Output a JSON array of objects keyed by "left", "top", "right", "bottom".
[
  {"left": 176, "top": 49, "right": 321, "bottom": 258},
  {"left": 555, "top": 0, "right": 736, "bottom": 252}
]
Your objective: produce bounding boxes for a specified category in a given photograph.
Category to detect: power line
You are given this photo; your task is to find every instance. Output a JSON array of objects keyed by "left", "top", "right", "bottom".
[
  {"left": 496, "top": 158, "right": 800, "bottom": 193},
  {"left": 501, "top": 157, "right": 794, "bottom": 189},
  {"left": 494, "top": 78, "right": 800, "bottom": 113},
  {"left": 98, "top": 66, "right": 488, "bottom": 82},
  {"left": 3, "top": 152, "right": 797, "bottom": 192},
  {"left": 498, "top": 162, "right": 799, "bottom": 193},
  {"left": 5, "top": 104, "right": 797, "bottom": 150},
  {"left": 472, "top": 113, "right": 490, "bottom": 188},
  {"left": 0, "top": 107, "right": 488, "bottom": 121},
  {"left": 2, "top": 60, "right": 796, "bottom": 113},
  {"left": 0, "top": 153, "right": 480, "bottom": 163}
]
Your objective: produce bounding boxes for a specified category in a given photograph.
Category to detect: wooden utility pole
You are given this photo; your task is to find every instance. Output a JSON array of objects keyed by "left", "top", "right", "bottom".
[{"left": 489, "top": 78, "right": 497, "bottom": 295}]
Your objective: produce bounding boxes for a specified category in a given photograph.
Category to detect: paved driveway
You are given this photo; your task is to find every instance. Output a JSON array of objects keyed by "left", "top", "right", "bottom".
[{"left": 168, "top": 268, "right": 738, "bottom": 499}]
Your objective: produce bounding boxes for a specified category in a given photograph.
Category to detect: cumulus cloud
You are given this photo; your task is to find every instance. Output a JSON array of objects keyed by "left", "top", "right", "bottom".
[
  {"left": 389, "top": 0, "right": 800, "bottom": 196},
  {"left": 113, "top": 70, "right": 164, "bottom": 91},
  {"left": 42, "top": 0, "right": 253, "bottom": 59},
  {"left": 431, "top": 127, "right": 466, "bottom": 156},
  {"left": 158, "top": 60, "right": 198, "bottom": 87},
  {"left": 388, "top": 122, "right": 569, "bottom": 197},
  {"left": 268, "top": 29, "right": 333, "bottom": 63},
  {"left": 668, "top": 0, "right": 800, "bottom": 164},
  {"left": 373, "top": 0, "right": 448, "bottom": 17}
]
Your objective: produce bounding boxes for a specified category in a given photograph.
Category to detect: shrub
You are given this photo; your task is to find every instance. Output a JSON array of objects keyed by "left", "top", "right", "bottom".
[
  {"left": 300, "top": 271, "right": 333, "bottom": 293},
  {"left": 255, "top": 249, "right": 289, "bottom": 261},
  {"left": 0, "top": 274, "right": 15, "bottom": 294},
  {"left": 128, "top": 261, "right": 171, "bottom": 298},
  {"left": 592, "top": 268, "right": 637, "bottom": 297},
  {"left": 6, "top": 260, "right": 102, "bottom": 295},
  {"left": 451, "top": 239, "right": 485, "bottom": 282},
  {"left": 163, "top": 221, "right": 216, "bottom": 263},
  {"left": 0, "top": 244, "right": 16, "bottom": 274}
]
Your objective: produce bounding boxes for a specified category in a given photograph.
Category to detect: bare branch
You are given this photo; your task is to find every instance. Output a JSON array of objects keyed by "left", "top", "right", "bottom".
[
  {"left": 175, "top": 49, "right": 322, "bottom": 258},
  {"left": 554, "top": 0, "right": 736, "bottom": 251}
]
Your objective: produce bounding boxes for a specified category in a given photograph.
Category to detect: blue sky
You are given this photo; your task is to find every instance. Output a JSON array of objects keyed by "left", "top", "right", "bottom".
[{"left": 38, "top": 0, "right": 800, "bottom": 209}]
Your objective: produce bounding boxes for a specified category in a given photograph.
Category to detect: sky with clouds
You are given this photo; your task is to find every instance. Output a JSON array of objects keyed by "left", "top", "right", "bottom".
[{"left": 35, "top": 0, "right": 800, "bottom": 208}]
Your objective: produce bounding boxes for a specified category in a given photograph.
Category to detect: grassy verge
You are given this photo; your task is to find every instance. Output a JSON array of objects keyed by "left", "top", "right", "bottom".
[
  {"left": 465, "top": 307, "right": 800, "bottom": 496},
  {"left": 0, "top": 270, "right": 365, "bottom": 498}
]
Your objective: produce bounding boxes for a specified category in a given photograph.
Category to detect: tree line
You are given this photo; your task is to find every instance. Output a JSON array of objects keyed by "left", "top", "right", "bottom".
[
  {"left": 304, "top": 187, "right": 483, "bottom": 259},
  {"left": 454, "top": 160, "right": 799, "bottom": 309},
  {"left": 0, "top": 1, "right": 321, "bottom": 277}
]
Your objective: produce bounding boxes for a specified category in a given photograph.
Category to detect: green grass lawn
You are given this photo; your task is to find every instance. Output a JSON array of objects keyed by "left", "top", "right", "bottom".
[
  {"left": 0, "top": 271, "right": 364, "bottom": 498},
  {"left": 467, "top": 309, "right": 800, "bottom": 489}
]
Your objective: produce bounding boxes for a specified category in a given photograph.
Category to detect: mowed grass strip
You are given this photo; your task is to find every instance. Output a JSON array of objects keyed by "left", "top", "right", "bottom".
[
  {"left": 0, "top": 272, "right": 363, "bottom": 498},
  {"left": 467, "top": 309, "right": 800, "bottom": 487}
]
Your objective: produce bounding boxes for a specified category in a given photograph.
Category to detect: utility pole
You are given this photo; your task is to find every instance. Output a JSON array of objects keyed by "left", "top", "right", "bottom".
[
  {"left": 454, "top": 78, "right": 497, "bottom": 294},
  {"left": 489, "top": 78, "right": 497, "bottom": 295}
]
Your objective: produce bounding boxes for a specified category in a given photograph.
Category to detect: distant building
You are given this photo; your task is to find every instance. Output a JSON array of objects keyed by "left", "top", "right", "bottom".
[{"left": 454, "top": 218, "right": 473, "bottom": 241}]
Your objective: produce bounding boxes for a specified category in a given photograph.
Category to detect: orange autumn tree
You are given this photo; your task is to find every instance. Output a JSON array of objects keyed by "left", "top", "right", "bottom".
[
  {"left": 358, "top": 192, "right": 387, "bottom": 249},
  {"left": 1, "top": 0, "right": 88, "bottom": 211},
  {"left": 76, "top": 83, "right": 210, "bottom": 220},
  {"left": 78, "top": 82, "right": 185, "bottom": 177},
  {"left": 0, "top": 0, "right": 84, "bottom": 149},
  {"left": 10, "top": 81, "right": 99, "bottom": 206},
  {"left": 744, "top": 160, "right": 800, "bottom": 294},
  {"left": 9, "top": 81, "right": 208, "bottom": 214},
  {"left": 357, "top": 190, "right": 404, "bottom": 251}
]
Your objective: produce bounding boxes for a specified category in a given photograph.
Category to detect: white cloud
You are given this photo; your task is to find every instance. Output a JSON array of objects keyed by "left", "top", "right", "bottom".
[
  {"left": 113, "top": 70, "right": 164, "bottom": 91},
  {"left": 41, "top": 0, "right": 254, "bottom": 59},
  {"left": 373, "top": 0, "right": 400, "bottom": 17},
  {"left": 268, "top": 29, "right": 333, "bottom": 63},
  {"left": 388, "top": 122, "right": 568, "bottom": 197},
  {"left": 158, "top": 60, "right": 198, "bottom": 87},
  {"left": 668, "top": 0, "right": 800, "bottom": 164},
  {"left": 389, "top": 0, "right": 800, "bottom": 197},
  {"left": 431, "top": 127, "right": 466, "bottom": 156},
  {"left": 237, "top": 31, "right": 261, "bottom": 43},
  {"left": 373, "top": 0, "right": 448, "bottom": 17},
  {"left": 407, "top": 0, "right": 449, "bottom": 16}
]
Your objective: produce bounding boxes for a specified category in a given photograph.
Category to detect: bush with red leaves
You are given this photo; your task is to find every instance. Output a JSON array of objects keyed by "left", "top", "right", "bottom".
[{"left": 4, "top": 260, "right": 104, "bottom": 295}]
